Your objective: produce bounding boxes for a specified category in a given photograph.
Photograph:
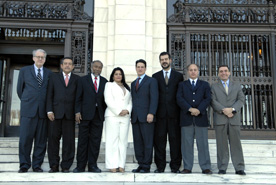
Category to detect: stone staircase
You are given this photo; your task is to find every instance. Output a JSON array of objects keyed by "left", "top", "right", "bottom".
[{"left": 0, "top": 138, "right": 276, "bottom": 184}]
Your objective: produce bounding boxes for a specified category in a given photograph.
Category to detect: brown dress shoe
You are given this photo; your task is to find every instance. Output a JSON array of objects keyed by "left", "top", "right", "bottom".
[
  {"left": 202, "top": 169, "right": 212, "bottom": 174},
  {"left": 180, "top": 169, "right": 192, "bottom": 174}
]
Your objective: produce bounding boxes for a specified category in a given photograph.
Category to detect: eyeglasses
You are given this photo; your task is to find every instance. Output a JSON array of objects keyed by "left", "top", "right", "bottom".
[{"left": 35, "top": 56, "right": 46, "bottom": 60}]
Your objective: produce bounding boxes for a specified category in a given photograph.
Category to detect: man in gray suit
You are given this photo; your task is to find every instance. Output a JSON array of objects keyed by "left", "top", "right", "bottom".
[
  {"left": 17, "top": 49, "right": 52, "bottom": 173},
  {"left": 211, "top": 65, "right": 246, "bottom": 175}
]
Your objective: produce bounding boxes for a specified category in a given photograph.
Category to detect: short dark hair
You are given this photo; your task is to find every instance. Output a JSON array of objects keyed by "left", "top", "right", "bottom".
[
  {"left": 135, "top": 59, "right": 147, "bottom": 68},
  {"left": 218, "top": 65, "right": 230, "bottom": 72},
  {"left": 109, "top": 67, "right": 130, "bottom": 91},
  {"left": 60, "top": 57, "right": 73, "bottom": 64},
  {"left": 91, "top": 60, "right": 103, "bottom": 67},
  {"left": 187, "top": 63, "right": 199, "bottom": 70},
  {"left": 159, "top": 52, "right": 171, "bottom": 60}
]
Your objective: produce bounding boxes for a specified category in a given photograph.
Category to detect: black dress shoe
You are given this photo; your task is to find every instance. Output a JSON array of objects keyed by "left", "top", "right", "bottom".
[
  {"left": 235, "top": 170, "right": 246, "bottom": 175},
  {"left": 33, "top": 167, "right": 43, "bottom": 172},
  {"left": 140, "top": 169, "right": 150, "bottom": 173},
  {"left": 218, "top": 170, "right": 226, "bottom": 174},
  {"left": 202, "top": 169, "right": 212, "bottom": 174},
  {"left": 49, "top": 166, "right": 59, "bottom": 173},
  {"left": 171, "top": 169, "right": 180, "bottom": 173},
  {"left": 132, "top": 166, "right": 142, "bottom": 173},
  {"left": 62, "top": 169, "right": 70, "bottom": 173},
  {"left": 180, "top": 169, "right": 192, "bottom": 174},
  {"left": 18, "top": 168, "right": 28, "bottom": 173},
  {"left": 88, "top": 166, "right": 101, "bottom": 173},
  {"left": 73, "top": 168, "right": 85, "bottom": 173},
  {"left": 154, "top": 169, "right": 164, "bottom": 173}
]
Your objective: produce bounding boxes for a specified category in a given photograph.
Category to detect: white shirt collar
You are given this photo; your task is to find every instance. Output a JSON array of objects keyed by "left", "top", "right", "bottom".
[{"left": 189, "top": 78, "right": 198, "bottom": 85}]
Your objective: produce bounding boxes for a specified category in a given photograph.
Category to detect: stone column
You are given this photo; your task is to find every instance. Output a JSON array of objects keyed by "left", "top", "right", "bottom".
[{"left": 93, "top": 0, "right": 166, "bottom": 82}]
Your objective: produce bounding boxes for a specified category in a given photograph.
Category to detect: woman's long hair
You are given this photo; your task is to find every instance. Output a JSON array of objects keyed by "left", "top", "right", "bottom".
[{"left": 109, "top": 67, "right": 130, "bottom": 91}]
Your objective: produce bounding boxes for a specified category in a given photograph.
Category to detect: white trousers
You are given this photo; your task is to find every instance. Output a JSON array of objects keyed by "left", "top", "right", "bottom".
[{"left": 105, "top": 116, "right": 130, "bottom": 169}]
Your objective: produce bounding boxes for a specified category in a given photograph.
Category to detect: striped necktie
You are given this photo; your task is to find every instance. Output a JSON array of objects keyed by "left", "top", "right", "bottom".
[{"left": 37, "top": 68, "right": 42, "bottom": 88}]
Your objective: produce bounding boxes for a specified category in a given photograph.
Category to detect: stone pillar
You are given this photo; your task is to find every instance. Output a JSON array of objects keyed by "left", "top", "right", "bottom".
[{"left": 93, "top": 0, "right": 167, "bottom": 82}]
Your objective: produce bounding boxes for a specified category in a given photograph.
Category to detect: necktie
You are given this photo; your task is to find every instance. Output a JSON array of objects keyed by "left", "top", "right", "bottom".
[
  {"left": 136, "top": 77, "right": 140, "bottom": 91},
  {"left": 165, "top": 72, "right": 169, "bottom": 85},
  {"left": 65, "top": 74, "right": 69, "bottom": 87},
  {"left": 224, "top": 82, "right": 228, "bottom": 95},
  {"left": 37, "top": 68, "right": 42, "bottom": 88},
  {"left": 192, "top": 80, "right": 195, "bottom": 89},
  {"left": 94, "top": 76, "right": 98, "bottom": 92}
]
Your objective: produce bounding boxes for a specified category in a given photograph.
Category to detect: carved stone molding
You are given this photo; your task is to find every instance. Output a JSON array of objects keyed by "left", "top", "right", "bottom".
[{"left": 71, "top": 31, "right": 86, "bottom": 74}]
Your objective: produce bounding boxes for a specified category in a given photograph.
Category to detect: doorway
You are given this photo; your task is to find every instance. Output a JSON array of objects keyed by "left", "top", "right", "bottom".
[{"left": 0, "top": 54, "right": 61, "bottom": 137}]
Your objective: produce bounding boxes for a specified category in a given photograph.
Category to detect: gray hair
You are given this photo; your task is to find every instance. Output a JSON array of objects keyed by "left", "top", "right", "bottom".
[
  {"left": 91, "top": 60, "right": 103, "bottom": 67},
  {"left": 32, "top": 49, "right": 47, "bottom": 57}
]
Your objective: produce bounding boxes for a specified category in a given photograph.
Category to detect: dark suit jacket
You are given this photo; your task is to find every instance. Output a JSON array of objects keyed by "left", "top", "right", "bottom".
[
  {"left": 17, "top": 65, "right": 52, "bottom": 119},
  {"left": 46, "top": 72, "right": 80, "bottom": 120},
  {"left": 75, "top": 74, "right": 107, "bottom": 121},
  {"left": 152, "top": 70, "right": 183, "bottom": 119},
  {"left": 211, "top": 81, "right": 245, "bottom": 126},
  {"left": 176, "top": 79, "right": 211, "bottom": 127},
  {"left": 131, "top": 75, "right": 159, "bottom": 123}
]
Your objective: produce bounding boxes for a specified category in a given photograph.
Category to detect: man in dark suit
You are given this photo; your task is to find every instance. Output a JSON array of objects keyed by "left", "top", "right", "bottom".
[
  {"left": 17, "top": 49, "right": 52, "bottom": 173},
  {"left": 152, "top": 52, "right": 183, "bottom": 173},
  {"left": 131, "top": 59, "right": 158, "bottom": 173},
  {"left": 176, "top": 64, "right": 212, "bottom": 174},
  {"left": 73, "top": 60, "right": 107, "bottom": 173},
  {"left": 211, "top": 65, "right": 246, "bottom": 175},
  {"left": 46, "top": 57, "right": 79, "bottom": 173}
]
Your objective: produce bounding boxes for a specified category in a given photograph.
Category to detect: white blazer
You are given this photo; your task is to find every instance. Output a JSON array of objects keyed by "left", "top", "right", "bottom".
[{"left": 104, "top": 82, "right": 132, "bottom": 117}]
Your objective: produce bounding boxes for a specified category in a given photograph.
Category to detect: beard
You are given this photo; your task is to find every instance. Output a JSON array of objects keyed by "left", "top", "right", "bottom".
[{"left": 162, "top": 63, "right": 170, "bottom": 70}]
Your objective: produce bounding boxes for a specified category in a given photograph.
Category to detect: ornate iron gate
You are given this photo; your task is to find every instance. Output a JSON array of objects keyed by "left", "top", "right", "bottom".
[{"left": 168, "top": 0, "right": 276, "bottom": 138}]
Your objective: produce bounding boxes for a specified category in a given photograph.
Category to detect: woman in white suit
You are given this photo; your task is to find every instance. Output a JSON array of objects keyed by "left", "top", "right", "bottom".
[{"left": 104, "top": 67, "right": 132, "bottom": 173}]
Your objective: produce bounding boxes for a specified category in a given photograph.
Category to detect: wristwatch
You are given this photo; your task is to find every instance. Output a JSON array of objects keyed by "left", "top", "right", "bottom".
[{"left": 232, "top": 108, "right": 236, "bottom": 114}]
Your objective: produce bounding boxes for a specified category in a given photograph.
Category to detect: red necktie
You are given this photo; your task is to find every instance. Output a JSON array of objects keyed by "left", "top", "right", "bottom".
[
  {"left": 94, "top": 76, "right": 98, "bottom": 92},
  {"left": 65, "top": 74, "right": 69, "bottom": 87},
  {"left": 135, "top": 77, "right": 140, "bottom": 91}
]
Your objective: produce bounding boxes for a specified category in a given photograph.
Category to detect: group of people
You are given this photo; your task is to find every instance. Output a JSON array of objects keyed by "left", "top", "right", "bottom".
[{"left": 17, "top": 49, "right": 246, "bottom": 176}]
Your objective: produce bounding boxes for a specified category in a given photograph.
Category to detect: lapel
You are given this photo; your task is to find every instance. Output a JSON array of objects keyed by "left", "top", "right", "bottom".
[
  {"left": 137, "top": 75, "right": 148, "bottom": 91},
  {"left": 228, "top": 81, "right": 233, "bottom": 95},
  {"left": 193, "top": 80, "right": 202, "bottom": 91},
  {"left": 30, "top": 65, "right": 36, "bottom": 80},
  {"left": 86, "top": 74, "right": 95, "bottom": 92},
  {"left": 218, "top": 81, "right": 227, "bottom": 95},
  {"left": 58, "top": 72, "right": 66, "bottom": 87},
  {"left": 157, "top": 71, "right": 166, "bottom": 86},
  {"left": 98, "top": 76, "right": 105, "bottom": 93},
  {"left": 185, "top": 80, "right": 193, "bottom": 91},
  {"left": 168, "top": 70, "right": 175, "bottom": 85}
]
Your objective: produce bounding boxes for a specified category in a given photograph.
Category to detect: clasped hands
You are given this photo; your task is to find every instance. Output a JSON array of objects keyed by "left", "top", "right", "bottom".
[
  {"left": 222, "top": 108, "right": 234, "bottom": 118},
  {"left": 119, "top": 110, "right": 129, "bottom": 116},
  {"left": 189, "top": 108, "right": 200, "bottom": 116}
]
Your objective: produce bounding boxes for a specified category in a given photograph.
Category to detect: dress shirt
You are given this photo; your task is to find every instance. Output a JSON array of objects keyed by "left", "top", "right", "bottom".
[
  {"left": 221, "top": 79, "right": 229, "bottom": 88},
  {"left": 34, "top": 64, "right": 43, "bottom": 79},
  {"left": 189, "top": 78, "right": 198, "bottom": 86},
  {"left": 91, "top": 73, "right": 100, "bottom": 91},
  {"left": 63, "top": 72, "right": 71, "bottom": 80},
  {"left": 137, "top": 73, "right": 146, "bottom": 84},
  {"left": 163, "top": 68, "right": 172, "bottom": 79}
]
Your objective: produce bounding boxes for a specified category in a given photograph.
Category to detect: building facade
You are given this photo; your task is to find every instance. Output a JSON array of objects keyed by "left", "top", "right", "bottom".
[{"left": 0, "top": 0, "right": 275, "bottom": 139}]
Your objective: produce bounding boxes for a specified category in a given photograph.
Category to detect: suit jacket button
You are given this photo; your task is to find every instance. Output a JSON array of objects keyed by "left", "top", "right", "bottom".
[
  {"left": 193, "top": 92, "right": 195, "bottom": 94},
  {"left": 193, "top": 100, "right": 195, "bottom": 102}
]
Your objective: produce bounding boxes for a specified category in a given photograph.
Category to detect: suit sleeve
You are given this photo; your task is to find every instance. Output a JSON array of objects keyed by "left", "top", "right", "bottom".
[
  {"left": 75, "top": 78, "right": 83, "bottom": 114},
  {"left": 211, "top": 85, "right": 224, "bottom": 113},
  {"left": 231, "top": 84, "right": 245, "bottom": 112},
  {"left": 176, "top": 82, "right": 191, "bottom": 113},
  {"left": 149, "top": 78, "right": 158, "bottom": 115},
  {"left": 17, "top": 68, "right": 24, "bottom": 100},
  {"left": 46, "top": 74, "right": 54, "bottom": 112},
  {"left": 126, "top": 93, "right": 132, "bottom": 114},
  {"left": 104, "top": 83, "right": 122, "bottom": 116},
  {"left": 197, "top": 82, "right": 211, "bottom": 115}
]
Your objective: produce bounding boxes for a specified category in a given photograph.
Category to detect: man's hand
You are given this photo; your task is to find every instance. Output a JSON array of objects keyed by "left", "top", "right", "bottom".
[
  {"left": 147, "top": 114, "right": 154, "bottom": 123},
  {"left": 119, "top": 110, "right": 129, "bottom": 116},
  {"left": 47, "top": 113, "right": 55, "bottom": 121},
  {"left": 189, "top": 108, "right": 200, "bottom": 116},
  {"left": 75, "top": 113, "right": 82, "bottom": 124},
  {"left": 227, "top": 113, "right": 234, "bottom": 118},
  {"left": 222, "top": 108, "right": 233, "bottom": 116}
]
